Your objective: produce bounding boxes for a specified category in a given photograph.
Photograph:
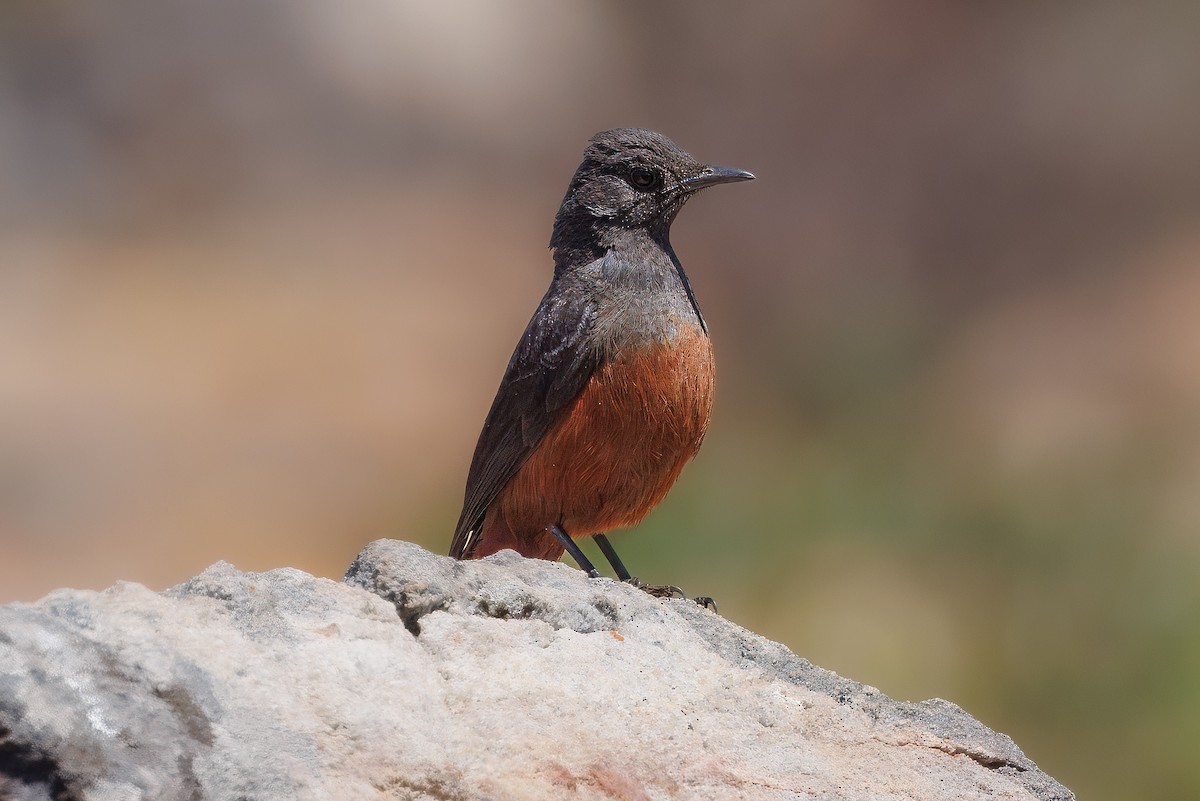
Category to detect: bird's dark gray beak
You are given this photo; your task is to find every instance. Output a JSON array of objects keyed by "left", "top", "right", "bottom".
[{"left": 682, "top": 165, "right": 756, "bottom": 190}]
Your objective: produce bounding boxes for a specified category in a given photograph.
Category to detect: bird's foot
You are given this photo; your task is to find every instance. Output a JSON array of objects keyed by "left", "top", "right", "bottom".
[
  {"left": 622, "top": 578, "right": 718, "bottom": 612},
  {"left": 622, "top": 577, "right": 685, "bottom": 599},
  {"left": 587, "top": 534, "right": 717, "bottom": 611}
]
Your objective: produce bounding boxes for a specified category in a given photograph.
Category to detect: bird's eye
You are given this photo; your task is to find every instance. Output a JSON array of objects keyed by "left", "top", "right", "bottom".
[{"left": 628, "top": 166, "right": 661, "bottom": 190}]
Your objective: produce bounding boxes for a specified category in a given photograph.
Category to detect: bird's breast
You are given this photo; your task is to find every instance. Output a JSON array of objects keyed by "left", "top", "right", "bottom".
[
  {"left": 491, "top": 321, "right": 714, "bottom": 540},
  {"left": 582, "top": 323, "right": 715, "bottom": 445}
]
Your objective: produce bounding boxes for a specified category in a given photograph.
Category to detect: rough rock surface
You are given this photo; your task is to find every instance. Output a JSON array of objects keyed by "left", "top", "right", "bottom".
[{"left": 0, "top": 539, "right": 1074, "bottom": 801}]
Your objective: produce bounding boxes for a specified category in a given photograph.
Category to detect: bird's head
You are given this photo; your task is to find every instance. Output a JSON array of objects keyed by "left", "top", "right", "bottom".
[{"left": 550, "top": 128, "right": 753, "bottom": 262}]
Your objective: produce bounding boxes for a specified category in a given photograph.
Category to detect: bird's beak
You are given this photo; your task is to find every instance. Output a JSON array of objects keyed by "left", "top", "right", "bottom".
[{"left": 681, "top": 165, "right": 756, "bottom": 191}]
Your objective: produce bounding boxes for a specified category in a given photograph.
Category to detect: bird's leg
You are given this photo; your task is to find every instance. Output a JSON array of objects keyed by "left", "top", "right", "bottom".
[
  {"left": 547, "top": 524, "right": 601, "bottom": 578},
  {"left": 591, "top": 533, "right": 717, "bottom": 611},
  {"left": 591, "top": 533, "right": 632, "bottom": 581}
]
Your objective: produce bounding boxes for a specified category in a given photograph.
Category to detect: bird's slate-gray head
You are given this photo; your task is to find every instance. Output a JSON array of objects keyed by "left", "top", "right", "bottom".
[{"left": 549, "top": 128, "right": 754, "bottom": 267}]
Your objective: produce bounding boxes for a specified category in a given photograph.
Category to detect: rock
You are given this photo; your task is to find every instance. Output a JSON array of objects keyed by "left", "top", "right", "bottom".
[{"left": 0, "top": 540, "right": 1073, "bottom": 801}]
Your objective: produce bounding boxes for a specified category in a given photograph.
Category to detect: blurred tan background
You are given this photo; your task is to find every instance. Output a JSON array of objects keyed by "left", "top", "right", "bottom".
[{"left": 2, "top": 2, "right": 1198, "bottom": 798}]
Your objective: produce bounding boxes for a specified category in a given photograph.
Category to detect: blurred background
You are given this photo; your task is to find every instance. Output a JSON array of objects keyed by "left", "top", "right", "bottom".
[{"left": 1, "top": 1, "right": 1198, "bottom": 797}]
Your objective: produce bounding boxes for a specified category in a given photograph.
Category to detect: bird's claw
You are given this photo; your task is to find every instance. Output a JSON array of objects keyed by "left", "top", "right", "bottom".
[
  {"left": 623, "top": 578, "right": 718, "bottom": 612},
  {"left": 623, "top": 578, "right": 686, "bottom": 599}
]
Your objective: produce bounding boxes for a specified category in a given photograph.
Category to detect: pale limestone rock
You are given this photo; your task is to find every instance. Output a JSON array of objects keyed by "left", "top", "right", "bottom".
[{"left": 0, "top": 540, "right": 1073, "bottom": 801}]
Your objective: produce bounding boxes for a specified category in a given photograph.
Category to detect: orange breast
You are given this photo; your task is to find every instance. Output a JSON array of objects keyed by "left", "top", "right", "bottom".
[{"left": 473, "top": 325, "right": 714, "bottom": 559}]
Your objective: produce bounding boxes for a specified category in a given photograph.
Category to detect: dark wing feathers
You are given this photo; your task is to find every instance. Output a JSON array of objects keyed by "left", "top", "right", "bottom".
[{"left": 449, "top": 279, "right": 599, "bottom": 558}]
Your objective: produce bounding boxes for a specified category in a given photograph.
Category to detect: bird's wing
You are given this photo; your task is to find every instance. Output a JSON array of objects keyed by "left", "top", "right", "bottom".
[{"left": 450, "top": 278, "right": 600, "bottom": 558}]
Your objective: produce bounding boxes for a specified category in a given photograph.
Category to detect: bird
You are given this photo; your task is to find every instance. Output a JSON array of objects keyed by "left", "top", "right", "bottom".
[{"left": 449, "top": 128, "right": 753, "bottom": 589}]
